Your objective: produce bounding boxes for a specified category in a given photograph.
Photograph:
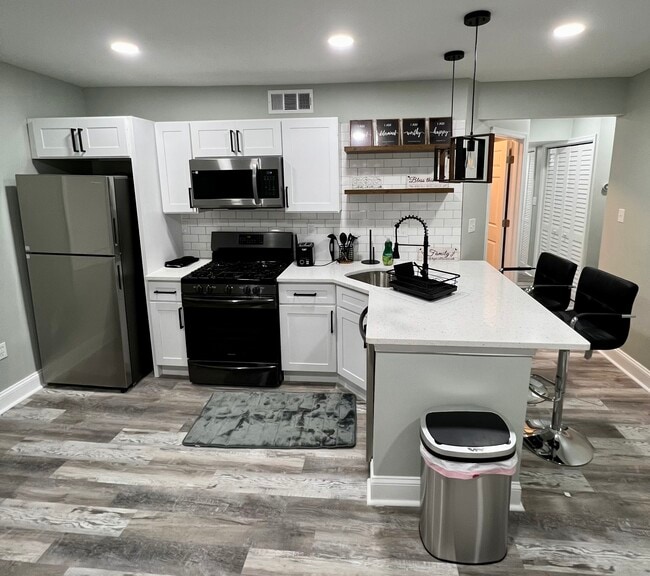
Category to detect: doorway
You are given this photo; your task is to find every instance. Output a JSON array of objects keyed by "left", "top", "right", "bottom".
[{"left": 486, "top": 136, "right": 525, "bottom": 269}]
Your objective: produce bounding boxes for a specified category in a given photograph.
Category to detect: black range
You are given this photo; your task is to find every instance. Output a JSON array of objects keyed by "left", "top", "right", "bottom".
[{"left": 181, "top": 231, "right": 295, "bottom": 387}]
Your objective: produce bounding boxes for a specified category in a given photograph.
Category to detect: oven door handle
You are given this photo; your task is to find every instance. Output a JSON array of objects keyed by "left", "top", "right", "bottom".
[
  {"left": 182, "top": 295, "right": 276, "bottom": 308},
  {"left": 192, "top": 362, "right": 277, "bottom": 372}
]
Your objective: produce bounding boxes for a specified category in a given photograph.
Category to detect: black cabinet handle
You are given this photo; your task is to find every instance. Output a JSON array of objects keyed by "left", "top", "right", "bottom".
[
  {"left": 77, "top": 128, "right": 85, "bottom": 152},
  {"left": 229, "top": 130, "right": 236, "bottom": 154},
  {"left": 284, "top": 185, "right": 289, "bottom": 207},
  {"left": 236, "top": 130, "right": 242, "bottom": 153},
  {"left": 188, "top": 187, "right": 193, "bottom": 208},
  {"left": 178, "top": 307, "right": 184, "bottom": 329},
  {"left": 330, "top": 310, "right": 334, "bottom": 334},
  {"left": 154, "top": 290, "right": 177, "bottom": 294},
  {"left": 293, "top": 292, "right": 317, "bottom": 297},
  {"left": 70, "top": 128, "right": 79, "bottom": 152}
]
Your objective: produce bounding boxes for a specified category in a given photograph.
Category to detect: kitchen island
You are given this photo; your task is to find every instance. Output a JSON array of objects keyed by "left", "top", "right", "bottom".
[{"left": 278, "top": 260, "right": 589, "bottom": 508}]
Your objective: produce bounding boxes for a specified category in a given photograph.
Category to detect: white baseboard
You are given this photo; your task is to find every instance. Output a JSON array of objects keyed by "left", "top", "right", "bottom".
[
  {"left": 283, "top": 372, "right": 339, "bottom": 383},
  {"left": 0, "top": 370, "right": 43, "bottom": 415},
  {"left": 599, "top": 349, "right": 650, "bottom": 393},
  {"left": 159, "top": 366, "right": 189, "bottom": 378},
  {"left": 367, "top": 460, "right": 524, "bottom": 511}
]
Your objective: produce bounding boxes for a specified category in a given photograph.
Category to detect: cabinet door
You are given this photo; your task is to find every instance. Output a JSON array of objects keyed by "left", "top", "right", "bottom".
[
  {"left": 282, "top": 117, "right": 340, "bottom": 212},
  {"left": 155, "top": 122, "right": 196, "bottom": 214},
  {"left": 150, "top": 301, "right": 187, "bottom": 367},
  {"left": 77, "top": 117, "right": 131, "bottom": 157},
  {"left": 280, "top": 305, "right": 336, "bottom": 372},
  {"left": 190, "top": 120, "right": 237, "bottom": 157},
  {"left": 336, "top": 307, "right": 367, "bottom": 391},
  {"left": 28, "top": 117, "right": 131, "bottom": 158},
  {"left": 237, "top": 119, "right": 282, "bottom": 155}
]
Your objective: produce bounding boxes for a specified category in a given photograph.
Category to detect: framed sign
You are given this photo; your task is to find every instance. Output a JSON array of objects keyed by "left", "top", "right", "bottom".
[
  {"left": 376, "top": 119, "right": 400, "bottom": 146},
  {"left": 429, "top": 117, "right": 452, "bottom": 144},
  {"left": 349, "top": 120, "right": 373, "bottom": 147},
  {"left": 402, "top": 118, "right": 426, "bottom": 145}
]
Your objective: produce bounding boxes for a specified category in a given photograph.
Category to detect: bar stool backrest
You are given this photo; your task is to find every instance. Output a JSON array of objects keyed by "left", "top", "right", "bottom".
[
  {"left": 572, "top": 266, "right": 639, "bottom": 350},
  {"left": 531, "top": 252, "right": 578, "bottom": 311}
]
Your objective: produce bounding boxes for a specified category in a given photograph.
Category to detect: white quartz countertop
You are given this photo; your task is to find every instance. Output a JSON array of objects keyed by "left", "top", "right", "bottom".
[
  {"left": 278, "top": 260, "right": 589, "bottom": 352},
  {"left": 145, "top": 259, "right": 210, "bottom": 281}
]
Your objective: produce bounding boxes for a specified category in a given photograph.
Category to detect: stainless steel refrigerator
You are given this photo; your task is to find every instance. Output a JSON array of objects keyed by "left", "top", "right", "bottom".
[{"left": 16, "top": 174, "right": 152, "bottom": 390}]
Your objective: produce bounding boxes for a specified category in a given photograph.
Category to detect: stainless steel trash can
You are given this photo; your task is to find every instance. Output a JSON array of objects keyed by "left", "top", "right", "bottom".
[{"left": 419, "top": 409, "right": 518, "bottom": 564}]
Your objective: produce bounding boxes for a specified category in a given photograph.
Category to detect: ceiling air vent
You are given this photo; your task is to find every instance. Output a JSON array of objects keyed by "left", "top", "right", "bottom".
[{"left": 268, "top": 89, "right": 313, "bottom": 114}]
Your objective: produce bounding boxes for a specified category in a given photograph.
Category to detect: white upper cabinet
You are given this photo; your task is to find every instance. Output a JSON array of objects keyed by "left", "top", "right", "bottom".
[
  {"left": 155, "top": 122, "right": 196, "bottom": 214},
  {"left": 190, "top": 119, "right": 282, "bottom": 157},
  {"left": 28, "top": 117, "right": 132, "bottom": 158},
  {"left": 282, "top": 117, "right": 340, "bottom": 212}
]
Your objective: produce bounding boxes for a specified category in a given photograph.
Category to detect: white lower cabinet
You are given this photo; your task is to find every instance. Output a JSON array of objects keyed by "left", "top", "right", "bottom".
[
  {"left": 147, "top": 281, "right": 187, "bottom": 374},
  {"left": 280, "top": 304, "right": 336, "bottom": 372},
  {"left": 336, "top": 287, "right": 368, "bottom": 391}
]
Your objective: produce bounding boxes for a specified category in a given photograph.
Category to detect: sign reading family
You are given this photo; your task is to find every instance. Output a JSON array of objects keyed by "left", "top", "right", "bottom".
[
  {"left": 429, "top": 117, "right": 452, "bottom": 144},
  {"left": 402, "top": 118, "right": 426, "bottom": 145},
  {"left": 376, "top": 119, "right": 399, "bottom": 146}
]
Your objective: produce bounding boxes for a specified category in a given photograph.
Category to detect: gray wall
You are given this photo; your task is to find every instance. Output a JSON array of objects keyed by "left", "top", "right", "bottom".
[
  {"left": 599, "top": 69, "right": 650, "bottom": 367},
  {"left": 0, "top": 62, "right": 86, "bottom": 392}
]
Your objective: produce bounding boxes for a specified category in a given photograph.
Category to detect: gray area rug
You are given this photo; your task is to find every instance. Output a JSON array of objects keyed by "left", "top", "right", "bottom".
[{"left": 182, "top": 391, "right": 357, "bottom": 448}]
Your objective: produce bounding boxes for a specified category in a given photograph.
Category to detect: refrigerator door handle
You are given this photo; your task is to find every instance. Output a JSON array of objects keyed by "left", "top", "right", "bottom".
[
  {"left": 117, "top": 263, "right": 123, "bottom": 291},
  {"left": 111, "top": 218, "right": 119, "bottom": 247}
]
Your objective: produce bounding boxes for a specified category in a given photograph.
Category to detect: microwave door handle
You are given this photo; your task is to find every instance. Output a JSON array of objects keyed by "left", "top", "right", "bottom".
[{"left": 251, "top": 160, "right": 261, "bottom": 205}]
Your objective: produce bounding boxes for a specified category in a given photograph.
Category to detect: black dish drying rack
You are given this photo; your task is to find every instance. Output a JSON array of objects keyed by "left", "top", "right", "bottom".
[{"left": 387, "top": 262, "right": 459, "bottom": 301}]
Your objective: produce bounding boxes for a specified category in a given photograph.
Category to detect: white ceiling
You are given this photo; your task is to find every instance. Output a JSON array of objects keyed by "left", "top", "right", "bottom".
[{"left": 1, "top": 0, "right": 649, "bottom": 88}]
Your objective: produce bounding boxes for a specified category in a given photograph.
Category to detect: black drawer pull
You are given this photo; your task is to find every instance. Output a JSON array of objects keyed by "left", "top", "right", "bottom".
[
  {"left": 293, "top": 292, "right": 317, "bottom": 297},
  {"left": 154, "top": 290, "right": 177, "bottom": 294}
]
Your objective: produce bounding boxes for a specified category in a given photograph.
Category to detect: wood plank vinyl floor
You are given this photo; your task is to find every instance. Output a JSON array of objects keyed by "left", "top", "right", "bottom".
[{"left": 0, "top": 351, "right": 648, "bottom": 575}]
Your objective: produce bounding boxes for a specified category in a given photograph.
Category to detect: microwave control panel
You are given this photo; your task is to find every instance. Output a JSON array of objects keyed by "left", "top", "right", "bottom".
[{"left": 257, "top": 169, "right": 279, "bottom": 198}]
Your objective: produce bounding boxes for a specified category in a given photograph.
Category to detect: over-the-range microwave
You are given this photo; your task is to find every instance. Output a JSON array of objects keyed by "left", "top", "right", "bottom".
[{"left": 189, "top": 156, "right": 284, "bottom": 209}]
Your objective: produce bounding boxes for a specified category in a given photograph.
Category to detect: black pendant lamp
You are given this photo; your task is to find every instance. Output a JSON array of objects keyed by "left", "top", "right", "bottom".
[
  {"left": 449, "top": 10, "right": 495, "bottom": 183},
  {"left": 436, "top": 50, "right": 464, "bottom": 182}
]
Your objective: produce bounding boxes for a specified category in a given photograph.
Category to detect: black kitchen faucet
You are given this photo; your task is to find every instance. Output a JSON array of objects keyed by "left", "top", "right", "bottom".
[{"left": 393, "top": 214, "right": 429, "bottom": 278}]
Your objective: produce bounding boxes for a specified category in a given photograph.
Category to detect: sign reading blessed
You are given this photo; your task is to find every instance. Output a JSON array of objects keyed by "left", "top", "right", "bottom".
[
  {"left": 402, "top": 118, "right": 426, "bottom": 145},
  {"left": 376, "top": 119, "right": 400, "bottom": 146},
  {"left": 429, "top": 117, "right": 452, "bottom": 143},
  {"left": 349, "top": 120, "right": 373, "bottom": 147}
]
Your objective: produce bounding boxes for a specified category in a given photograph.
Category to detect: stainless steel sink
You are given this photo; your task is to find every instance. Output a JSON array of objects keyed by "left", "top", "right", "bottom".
[{"left": 346, "top": 270, "right": 392, "bottom": 288}]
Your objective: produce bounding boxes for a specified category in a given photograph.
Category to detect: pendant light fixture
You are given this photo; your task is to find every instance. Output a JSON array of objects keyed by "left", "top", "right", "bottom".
[
  {"left": 436, "top": 50, "right": 464, "bottom": 182},
  {"left": 449, "top": 10, "right": 495, "bottom": 183}
]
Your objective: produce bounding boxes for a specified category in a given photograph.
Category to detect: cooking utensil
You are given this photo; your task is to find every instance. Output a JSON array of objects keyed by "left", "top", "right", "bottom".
[{"left": 340, "top": 232, "right": 347, "bottom": 247}]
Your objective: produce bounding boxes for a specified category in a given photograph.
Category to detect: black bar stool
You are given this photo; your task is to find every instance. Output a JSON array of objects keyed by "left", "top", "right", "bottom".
[{"left": 524, "top": 266, "right": 639, "bottom": 466}]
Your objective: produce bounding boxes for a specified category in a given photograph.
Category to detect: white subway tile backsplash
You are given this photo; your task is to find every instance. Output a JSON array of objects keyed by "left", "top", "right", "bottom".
[{"left": 180, "top": 122, "right": 461, "bottom": 262}]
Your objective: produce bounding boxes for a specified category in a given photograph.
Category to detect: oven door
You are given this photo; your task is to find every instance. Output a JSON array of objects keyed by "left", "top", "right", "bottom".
[{"left": 182, "top": 294, "right": 282, "bottom": 386}]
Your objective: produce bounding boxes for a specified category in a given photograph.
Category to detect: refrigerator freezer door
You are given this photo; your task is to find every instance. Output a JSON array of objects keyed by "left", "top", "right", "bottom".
[
  {"left": 16, "top": 175, "right": 117, "bottom": 256},
  {"left": 27, "top": 253, "right": 131, "bottom": 389}
]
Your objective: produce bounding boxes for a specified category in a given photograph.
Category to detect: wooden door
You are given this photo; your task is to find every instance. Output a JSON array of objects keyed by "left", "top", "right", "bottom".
[{"left": 486, "top": 140, "right": 508, "bottom": 268}]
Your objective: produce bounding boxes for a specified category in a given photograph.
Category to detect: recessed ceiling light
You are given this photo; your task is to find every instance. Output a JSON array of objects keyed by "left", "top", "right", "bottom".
[
  {"left": 553, "top": 22, "right": 586, "bottom": 38},
  {"left": 328, "top": 34, "right": 354, "bottom": 49},
  {"left": 110, "top": 41, "right": 140, "bottom": 55}
]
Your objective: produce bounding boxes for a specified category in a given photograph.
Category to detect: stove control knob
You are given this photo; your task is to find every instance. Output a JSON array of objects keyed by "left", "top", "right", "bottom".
[
  {"left": 194, "top": 285, "right": 202, "bottom": 294},
  {"left": 225, "top": 284, "right": 233, "bottom": 295},
  {"left": 252, "top": 286, "right": 261, "bottom": 296},
  {"left": 243, "top": 285, "right": 252, "bottom": 296},
  {"left": 206, "top": 285, "right": 214, "bottom": 294}
]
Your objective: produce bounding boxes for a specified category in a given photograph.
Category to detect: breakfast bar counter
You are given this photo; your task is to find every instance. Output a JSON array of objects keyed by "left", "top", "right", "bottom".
[{"left": 279, "top": 260, "right": 589, "bottom": 507}]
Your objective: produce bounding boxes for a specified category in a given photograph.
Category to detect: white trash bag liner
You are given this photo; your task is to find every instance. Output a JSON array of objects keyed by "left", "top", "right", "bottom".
[{"left": 420, "top": 444, "right": 518, "bottom": 480}]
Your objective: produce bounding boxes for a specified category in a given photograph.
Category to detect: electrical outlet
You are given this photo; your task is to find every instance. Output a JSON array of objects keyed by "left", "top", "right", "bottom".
[
  {"left": 468, "top": 218, "right": 476, "bottom": 233},
  {"left": 0, "top": 342, "right": 7, "bottom": 361},
  {"left": 617, "top": 208, "right": 625, "bottom": 223}
]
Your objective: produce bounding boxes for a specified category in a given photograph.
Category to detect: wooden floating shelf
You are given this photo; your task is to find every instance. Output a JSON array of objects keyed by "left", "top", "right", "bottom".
[
  {"left": 344, "top": 144, "right": 450, "bottom": 154},
  {"left": 344, "top": 187, "right": 454, "bottom": 195}
]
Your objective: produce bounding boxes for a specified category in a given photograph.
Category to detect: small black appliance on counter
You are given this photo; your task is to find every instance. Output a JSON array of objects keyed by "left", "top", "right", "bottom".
[{"left": 296, "top": 242, "right": 314, "bottom": 266}]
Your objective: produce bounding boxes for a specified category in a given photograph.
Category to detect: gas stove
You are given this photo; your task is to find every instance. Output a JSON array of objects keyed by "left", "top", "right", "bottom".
[{"left": 180, "top": 231, "right": 295, "bottom": 387}]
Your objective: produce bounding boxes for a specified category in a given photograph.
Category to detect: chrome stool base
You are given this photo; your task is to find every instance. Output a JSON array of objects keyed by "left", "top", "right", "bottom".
[{"left": 523, "top": 420, "right": 594, "bottom": 467}]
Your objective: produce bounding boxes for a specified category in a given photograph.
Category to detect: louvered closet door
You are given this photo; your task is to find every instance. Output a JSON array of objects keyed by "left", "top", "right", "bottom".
[
  {"left": 538, "top": 142, "right": 594, "bottom": 277},
  {"left": 518, "top": 149, "right": 536, "bottom": 267}
]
